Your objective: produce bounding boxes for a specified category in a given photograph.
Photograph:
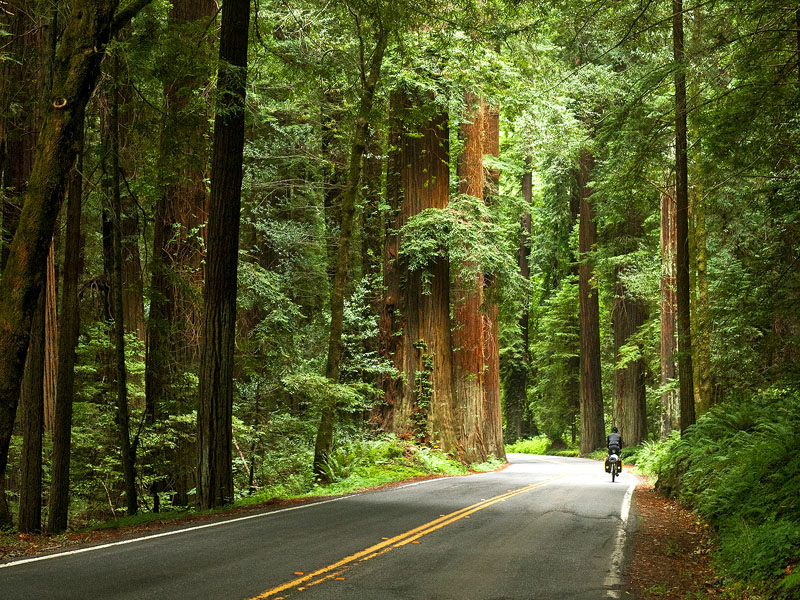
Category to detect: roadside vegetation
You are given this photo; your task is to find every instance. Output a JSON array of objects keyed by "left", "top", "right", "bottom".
[{"left": 631, "top": 388, "right": 800, "bottom": 600}]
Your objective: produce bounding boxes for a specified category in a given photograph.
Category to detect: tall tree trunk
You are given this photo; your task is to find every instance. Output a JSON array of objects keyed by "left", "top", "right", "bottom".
[
  {"left": 453, "top": 92, "right": 487, "bottom": 462},
  {"left": 313, "top": 27, "right": 388, "bottom": 477},
  {"left": 612, "top": 270, "right": 648, "bottom": 445},
  {"left": 18, "top": 290, "right": 45, "bottom": 533},
  {"left": 48, "top": 124, "right": 84, "bottom": 533},
  {"left": 673, "top": 0, "right": 695, "bottom": 432},
  {"left": 197, "top": 0, "right": 250, "bottom": 509},
  {"left": 660, "top": 186, "right": 679, "bottom": 439},
  {"left": 390, "top": 93, "right": 457, "bottom": 454},
  {"left": 503, "top": 159, "right": 533, "bottom": 443},
  {"left": 612, "top": 209, "right": 649, "bottom": 445},
  {"left": 689, "top": 5, "right": 711, "bottom": 416},
  {"left": 481, "top": 105, "right": 505, "bottom": 461},
  {"left": 110, "top": 53, "right": 137, "bottom": 516},
  {"left": 578, "top": 149, "right": 605, "bottom": 453},
  {"left": 146, "top": 0, "right": 215, "bottom": 509},
  {"left": 43, "top": 241, "right": 58, "bottom": 431},
  {"left": 0, "top": 0, "right": 152, "bottom": 527}
]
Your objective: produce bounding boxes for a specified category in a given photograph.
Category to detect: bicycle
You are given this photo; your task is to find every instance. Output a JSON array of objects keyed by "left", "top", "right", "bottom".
[{"left": 604, "top": 448, "right": 622, "bottom": 482}]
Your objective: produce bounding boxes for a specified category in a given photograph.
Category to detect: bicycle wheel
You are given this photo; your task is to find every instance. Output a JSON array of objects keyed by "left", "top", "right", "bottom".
[{"left": 611, "top": 462, "right": 616, "bottom": 482}]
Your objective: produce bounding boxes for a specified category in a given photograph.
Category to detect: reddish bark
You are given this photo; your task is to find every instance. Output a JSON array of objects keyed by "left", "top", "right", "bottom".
[
  {"left": 481, "top": 105, "right": 505, "bottom": 460},
  {"left": 453, "top": 93, "right": 486, "bottom": 462},
  {"left": 613, "top": 269, "right": 648, "bottom": 446},
  {"left": 578, "top": 149, "right": 605, "bottom": 453},
  {"left": 390, "top": 93, "right": 457, "bottom": 454}
]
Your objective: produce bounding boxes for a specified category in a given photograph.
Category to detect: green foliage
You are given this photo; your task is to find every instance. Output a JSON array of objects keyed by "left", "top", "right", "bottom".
[
  {"left": 399, "top": 194, "right": 525, "bottom": 305},
  {"left": 304, "top": 434, "right": 468, "bottom": 496},
  {"left": 505, "top": 436, "right": 550, "bottom": 455},
  {"left": 651, "top": 389, "right": 800, "bottom": 597}
]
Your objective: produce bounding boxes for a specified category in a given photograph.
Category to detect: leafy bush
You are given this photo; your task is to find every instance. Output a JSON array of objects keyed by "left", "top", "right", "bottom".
[
  {"left": 505, "top": 436, "right": 550, "bottom": 455},
  {"left": 313, "top": 435, "right": 468, "bottom": 496},
  {"left": 652, "top": 388, "right": 800, "bottom": 598}
]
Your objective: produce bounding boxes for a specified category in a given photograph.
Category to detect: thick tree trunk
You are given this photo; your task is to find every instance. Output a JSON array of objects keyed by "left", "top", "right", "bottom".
[
  {"left": 612, "top": 208, "right": 649, "bottom": 445},
  {"left": 660, "top": 187, "right": 679, "bottom": 439},
  {"left": 18, "top": 290, "right": 45, "bottom": 533},
  {"left": 612, "top": 271, "right": 648, "bottom": 446},
  {"left": 197, "top": 0, "right": 250, "bottom": 509},
  {"left": 390, "top": 94, "right": 457, "bottom": 454},
  {"left": 453, "top": 93, "right": 486, "bottom": 462},
  {"left": 481, "top": 105, "right": 505, "bottom": 461},
  {"left": 313, "top": 28, "right": 388, "bottom": 477},
  {"left": 48, "top": 125, "right": 84, "bottom": 533},
  {"left": 483, "top": 107, "right": 506, "bottom": 460},
  {"left": 502, "top": 161, "right": 533, "bottom": 443},
  {"left": 578, "top": 149, "right": 605, "bottom": 453},
  {"left": 673, "top": 0, "right": 695, "bottom": 433},
  {"left": 0, "top": 0, "right": 150, "bottom": 525}
]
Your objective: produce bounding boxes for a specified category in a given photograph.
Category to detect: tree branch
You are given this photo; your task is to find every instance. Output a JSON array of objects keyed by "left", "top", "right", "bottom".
[{"left": 112, "top": 0, "right": 154, "bottom": 36}]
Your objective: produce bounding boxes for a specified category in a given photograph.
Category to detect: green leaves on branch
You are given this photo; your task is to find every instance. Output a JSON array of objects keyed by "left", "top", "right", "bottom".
[{"left": 398, "top": 194, "right": 524, "bottom": 303}]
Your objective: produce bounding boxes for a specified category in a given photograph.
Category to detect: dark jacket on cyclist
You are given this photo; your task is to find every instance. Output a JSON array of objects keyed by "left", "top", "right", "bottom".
[{"left": 607, "top": 431, "right": 622, "bottom": 454}]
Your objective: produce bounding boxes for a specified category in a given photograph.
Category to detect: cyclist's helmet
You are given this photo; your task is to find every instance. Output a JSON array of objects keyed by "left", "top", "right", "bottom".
[{"left": 611, "top": 426, "right": 619, "bottom": 433}]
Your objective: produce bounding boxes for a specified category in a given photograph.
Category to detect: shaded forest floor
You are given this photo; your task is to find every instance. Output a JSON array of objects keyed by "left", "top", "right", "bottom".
[{"left": 626, "top": 477, "right": 740, "bottom": 600}]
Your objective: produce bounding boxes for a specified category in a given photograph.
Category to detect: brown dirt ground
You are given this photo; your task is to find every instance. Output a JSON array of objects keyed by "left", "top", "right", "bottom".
[{"left": 625, "top": 475, "right": 724, "bottom": 600}]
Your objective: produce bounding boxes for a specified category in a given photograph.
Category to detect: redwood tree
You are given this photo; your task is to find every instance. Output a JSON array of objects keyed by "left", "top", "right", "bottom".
[
  {"left": 673, "top": 0, "right": 695, "bottom": 432},
  {"left": 452, "top": 93, "right": 487, "bottom": 462},
  {"left": 481, "top": 105, "right": 505, "bottom": 460},
  {"left": 48, "top": 126, "right": 85, "bottom": 533},
  {"left": 197, "top": 0, "right": 250, "bottom": 509},
  {"left": 390, "top": 91, "right": 457, "bottom": 453},
  {"left": 577, "top": 149, "right": 605, "bottom": 453}
]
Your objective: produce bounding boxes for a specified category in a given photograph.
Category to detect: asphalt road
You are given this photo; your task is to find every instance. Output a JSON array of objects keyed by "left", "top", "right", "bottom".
[{"left": 0, "top": 454, "right": 637, "bottom": 600}]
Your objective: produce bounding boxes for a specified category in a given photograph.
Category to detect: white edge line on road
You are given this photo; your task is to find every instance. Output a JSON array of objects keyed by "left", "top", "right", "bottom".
[
  {"left": 399, "top": 477, "right": 447, "bottom": 488},
  {"left": 604, "top": 478, "right": 637, "bottom": 599},
  {"left": 0, "top": 494, "right": 357, "bottom": 569}
]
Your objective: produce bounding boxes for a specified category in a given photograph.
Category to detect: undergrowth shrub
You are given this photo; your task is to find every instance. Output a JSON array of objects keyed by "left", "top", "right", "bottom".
[
  {"left": 650, "top": 388, "right": 800, "bottom": 598},
  {"left": 505, "top": 436, "right": 550, "bottom": 455}
]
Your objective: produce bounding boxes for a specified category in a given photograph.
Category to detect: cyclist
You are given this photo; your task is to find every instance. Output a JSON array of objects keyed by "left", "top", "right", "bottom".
[{"left": 605, "top": 426, "right": 623, "bottom": 472}]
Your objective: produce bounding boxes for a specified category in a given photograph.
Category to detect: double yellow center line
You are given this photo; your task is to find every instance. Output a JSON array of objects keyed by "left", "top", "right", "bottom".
[{"left": 249, "top": 476, "right": 564, "bottom": 599}]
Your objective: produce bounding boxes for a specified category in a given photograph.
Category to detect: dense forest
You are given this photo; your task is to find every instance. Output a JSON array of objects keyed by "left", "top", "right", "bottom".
[{"left": 1, "top": 0, "right": 798, "bottom": 592}]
